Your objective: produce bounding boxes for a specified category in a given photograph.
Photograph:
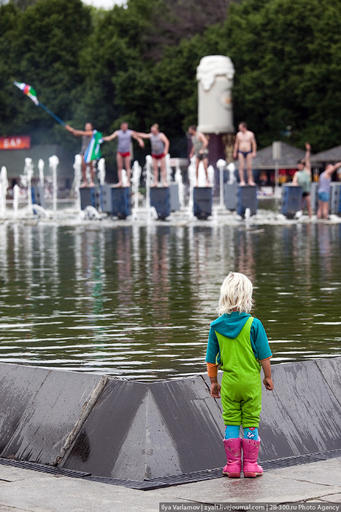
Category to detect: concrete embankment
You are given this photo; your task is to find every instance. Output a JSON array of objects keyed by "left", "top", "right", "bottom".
[{"left": 0, "top": 358, "right": 340, "bottom": 488}]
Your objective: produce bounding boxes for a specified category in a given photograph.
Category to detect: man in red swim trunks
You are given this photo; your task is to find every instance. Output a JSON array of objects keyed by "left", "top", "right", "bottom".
[
  {"left": 137, "top": 124, "right": 170, "bottom": 186},
  {"left": 233, "top": 122, "right": 257, "bottom": 186},
  {"left": 102, "top": 122, "right": 144, "bottom": 187}
]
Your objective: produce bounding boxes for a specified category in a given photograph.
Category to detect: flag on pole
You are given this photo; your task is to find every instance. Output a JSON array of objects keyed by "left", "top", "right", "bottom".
[
  {"left": 84, "top": 130, "right": 103, "bottom": 163},
  {"left": 14, "top": 80, "right": 66, "bottom": 126},
  {"left": 14, "top": 81, "right": 39, "bottom": 105}
]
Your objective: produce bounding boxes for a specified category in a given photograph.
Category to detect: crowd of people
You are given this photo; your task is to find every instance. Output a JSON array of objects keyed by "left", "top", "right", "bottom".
[{"left": 66, "top": 120, "right": 341, "bottom": 219}]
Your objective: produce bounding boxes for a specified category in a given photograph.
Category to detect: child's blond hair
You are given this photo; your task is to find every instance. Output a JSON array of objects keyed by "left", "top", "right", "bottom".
[{"left": 218, "top": 272, "right": 253, "bottom": 315}]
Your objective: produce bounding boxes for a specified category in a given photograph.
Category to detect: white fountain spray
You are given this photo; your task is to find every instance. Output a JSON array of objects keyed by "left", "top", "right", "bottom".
[
  {"left": 227, "top": 162, "right": 236, "bottom": 184},
  {"left": 121, "top": 169, "right": 128, "bottom": 187},
  {"left": 0, "top": 166, "right": 8, "bottom": 217},
  {"left": 132, "top": 160, "right": 142, "bottom": 220},
  {"left": 166, "top": 154, "right": 172, "bottom": 184},
  {"left": 13, "top": 184, "right": 20, "bottom": 217},
  {"left": 49, "top": 155, "right": 59, "bottom": 216},
  {"left": 73, "top": 154, "right": 82, "bottom": 211},
  {"left": 175, "top": 159, "right": 185, "bottom": 209},
  {"left": 144, "top": 156, "right": 157, "bottom": 221},
  {"left": 145, "top": 155, "right": 152, "bottom": 213},
  {"left": 98, "top": 158, "right": 106, "bottom": 186},
  {"left": 24, "top": 158, "right": 33, "bottom": 215},
  {"left": 217, "top": 159, "right": 226, "bottom": 211},
  {"left": 38, "top": 159, "right": 44, "bottom": 187},
  {"left": 187, "top": 156, "right": 196, "bottom": 218}
]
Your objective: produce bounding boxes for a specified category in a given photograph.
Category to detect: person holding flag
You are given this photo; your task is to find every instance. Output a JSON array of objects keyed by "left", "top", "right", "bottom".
[
  {"left": 14, "top": 81, "right": 102, "bottom": 187},
  {"left": 66, "top": 123, "right": 102, "bottom": 187}
]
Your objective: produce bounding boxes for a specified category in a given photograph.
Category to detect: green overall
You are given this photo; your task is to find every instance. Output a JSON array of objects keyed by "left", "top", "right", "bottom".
[{"left": 216, "top": 317, "right": 262, "bottom": 427}]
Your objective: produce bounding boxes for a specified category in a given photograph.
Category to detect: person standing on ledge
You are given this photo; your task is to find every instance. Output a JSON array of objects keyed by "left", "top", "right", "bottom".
[
  {"left": 136, "top": 124, "right": 170, "bottom": 187},
  {"left": 206, "top": 272, "right": 273, "bottom": 479},
  {"left": 102, "top": 122, "right": 144, "bottom": 187},
  {"left": 317, "top": 161, "right": 341, "bottom": 219},
  {"left": 293, "top": 143, "right": 312, "bottom": 217},
  {"left": 188, "top": 125, "right": 209, "bottom": 187},
  {"left": 233, "top": 122, "right": 257, "bottom": 186},
  {"left": 66, "top": 123, "right": 99, "bottom": 187}
]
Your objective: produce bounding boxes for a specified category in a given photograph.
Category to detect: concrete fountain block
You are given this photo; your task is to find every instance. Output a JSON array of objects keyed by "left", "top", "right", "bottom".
[
  {"left": 101, "top": 186, "right": 131, "bottom": 218},
  {"left": 281, "top": 185, "right": 303, "bottom": 218},
  {"left": 237, "top": 185, "right": 257, "bottom": 217},
  {"left": 150, "top": 187, "right": 171, "bottom": 220},
  {"left": 193, "top": 187, "right": 213, "bottom": 219},
  {"left": 80, "top": 187, "right": 100, "bottom": 211}
]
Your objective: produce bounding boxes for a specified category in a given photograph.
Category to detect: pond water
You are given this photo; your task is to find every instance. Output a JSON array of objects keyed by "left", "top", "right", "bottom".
[{"left": 0, "top": 222, "right": 339, "bottom": 379}]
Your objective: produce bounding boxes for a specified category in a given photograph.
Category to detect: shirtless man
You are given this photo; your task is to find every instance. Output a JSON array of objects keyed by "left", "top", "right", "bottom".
[
  {"left": 102, "top": 122, "right": 144, "bottom": 187},
  {"left": 66, "top": 122, "right": 97, "bottom": 187},
  {"left": 137, "top": 124, "right": 170, "bottom": 187},
  {"left": 233, "top": 122, "right": 257, "bottom": 186},
  {"left": 188, "top": 125, "right": 209, "bottom": 186}
]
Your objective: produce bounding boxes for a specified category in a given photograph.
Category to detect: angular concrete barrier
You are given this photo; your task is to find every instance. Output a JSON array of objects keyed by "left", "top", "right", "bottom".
[
  {"left": 0, "top": 363, "right": 107, "bottom": 465},
  {"left": 0, "top": 358, "right": 340, "bottom": 488},
  {"left": 62, "top": 376, "right": 224, "bottom": 481}
]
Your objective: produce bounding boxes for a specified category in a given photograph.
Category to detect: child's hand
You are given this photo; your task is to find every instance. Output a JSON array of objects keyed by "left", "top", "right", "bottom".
[
  {"left": 210, "top": 382, "right": 221, "bottom": 398},
  {"left": 263, "top": 377, "right": 274, "bottom": 390}
]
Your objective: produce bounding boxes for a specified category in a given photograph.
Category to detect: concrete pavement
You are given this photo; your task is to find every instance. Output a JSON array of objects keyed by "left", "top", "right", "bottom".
[{"left": 0, "top": 458, "right": 340, "bottom": 512}]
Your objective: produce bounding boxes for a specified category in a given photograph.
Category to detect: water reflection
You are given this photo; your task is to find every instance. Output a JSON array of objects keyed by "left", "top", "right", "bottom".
[{"left": 0, "top": 223, "right": 339, "bottom": 379}]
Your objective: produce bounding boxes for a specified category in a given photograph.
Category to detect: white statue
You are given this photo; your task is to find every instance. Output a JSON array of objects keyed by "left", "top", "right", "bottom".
[{"left": 197, "top": 55, "right": 235, "bottom": 134}]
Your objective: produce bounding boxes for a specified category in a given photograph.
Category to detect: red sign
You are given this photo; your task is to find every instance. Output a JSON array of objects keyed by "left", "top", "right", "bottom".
[{"left": 0, "top": 136, "right": 31, "bottom": 150}]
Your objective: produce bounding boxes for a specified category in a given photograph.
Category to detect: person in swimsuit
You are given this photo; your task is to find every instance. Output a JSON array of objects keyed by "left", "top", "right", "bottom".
[
  {"left": 317, "top": 161, "right": 341, "bottom": 219},
  {"left": 66, "top": 122, "right": 96, "bottom": 187},
  {"left": 233, "top": 122, "right": 257, "bottom": 186},
  {"left": 292, "top": 143, "right": 312, "bottom": 217},
  {"left": 102, "top": 122, "right": 144, "bottom": 187},
  {"left": 137, "top": 124, "right": 170, "bottom": 187},
  {"left": 188, "top": 125, "right": 209, "bottom": 186}
]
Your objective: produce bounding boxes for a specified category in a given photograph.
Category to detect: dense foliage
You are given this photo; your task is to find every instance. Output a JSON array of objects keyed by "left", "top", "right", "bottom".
[{"left": 1, "top": 0, "right": 340, "bottom": 158}]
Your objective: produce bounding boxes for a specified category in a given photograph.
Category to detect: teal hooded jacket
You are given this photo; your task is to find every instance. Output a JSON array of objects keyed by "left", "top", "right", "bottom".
[{"left": 206, "top": 311, "right": 272, "bottom": 365}]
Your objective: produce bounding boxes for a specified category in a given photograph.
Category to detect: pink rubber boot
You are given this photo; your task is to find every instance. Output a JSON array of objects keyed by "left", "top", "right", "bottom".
[
  {"left": 222, "top": 438, "right": 242, "bottom": 478},
  {"left": 242, "top": 438, "right": 263, "bottom": 477}
]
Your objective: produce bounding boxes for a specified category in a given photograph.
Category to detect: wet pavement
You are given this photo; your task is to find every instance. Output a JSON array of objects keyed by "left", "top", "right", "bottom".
[{"left": 0, "top": 457, "right": 340, "bottom": 512}]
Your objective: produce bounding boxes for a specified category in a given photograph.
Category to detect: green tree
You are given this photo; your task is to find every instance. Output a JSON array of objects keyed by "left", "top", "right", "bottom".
[
  {"left": 220, "top": 0, "right": 341, "bottom": 149},
  {"left": 0, "top": 0, "right": 91, "bottom": 151}
]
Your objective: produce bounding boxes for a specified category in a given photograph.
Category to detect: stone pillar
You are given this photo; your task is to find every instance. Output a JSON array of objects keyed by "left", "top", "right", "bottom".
[{"left": 197, "top": 55, "right": 235, "bottom": 165}]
